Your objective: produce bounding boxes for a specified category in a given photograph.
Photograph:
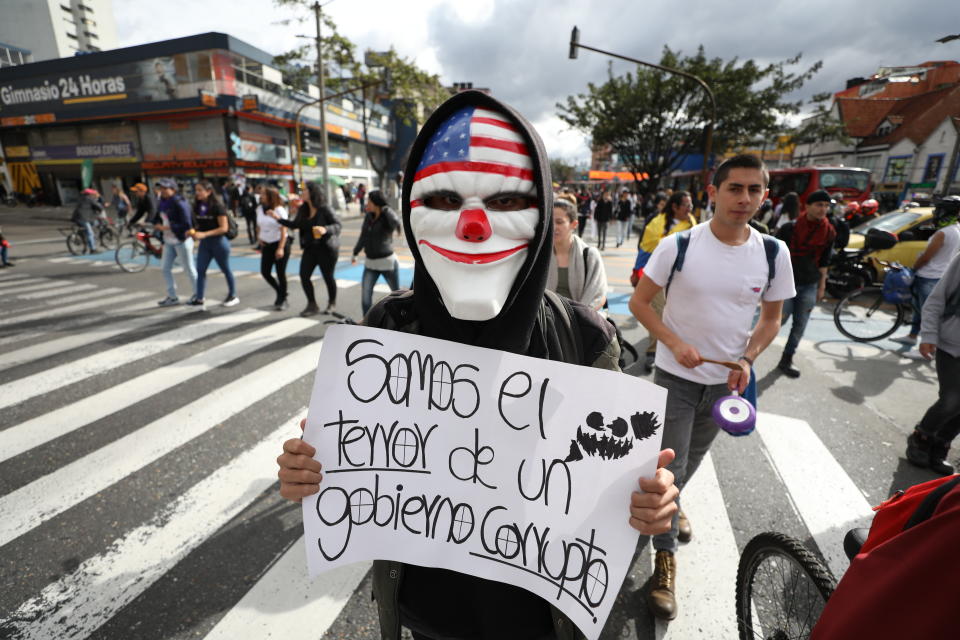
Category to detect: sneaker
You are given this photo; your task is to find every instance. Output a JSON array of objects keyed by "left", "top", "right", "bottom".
[
  {"left": 221, "top": 296, "right": 240, "bottom": 307},
  {"left": 274, "top": 298, "right": 289, "bottom": 311},
  {"left": 890, "top": 334, "right": 918, "bottom": 346},
  {"left": 323, "top": 303, "right": 336, "bottom": 314},
  {"left": 643, "top": 353, "right": 655, "bottom": 373},
  {"left": 300, "top": 303, "right": 320, "bottom": 317},
  {"left": 157, "top": 296, "right": 179, "bottom": 307},
  {"left": 186, "top": 297, "right": 205, "bottom": 307},
  {"left": 647, "top": 550, "right": 677, "bottom": 620}
]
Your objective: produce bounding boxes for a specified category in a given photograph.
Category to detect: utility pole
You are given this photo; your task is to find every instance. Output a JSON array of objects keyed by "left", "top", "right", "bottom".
[{"left": 314, "top": 1, "right": 331, "bottom": 204}]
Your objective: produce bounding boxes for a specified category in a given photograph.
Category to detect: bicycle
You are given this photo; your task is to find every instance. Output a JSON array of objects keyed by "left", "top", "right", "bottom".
[
  {"left": 832, "top": 260, "right": 910, "bottom": 342},
  {"left": 61, "top": 218, "right": 120, "bottom": 255},
  {"left": 115, "top": 226, "right": 163, "bottom": 273}
]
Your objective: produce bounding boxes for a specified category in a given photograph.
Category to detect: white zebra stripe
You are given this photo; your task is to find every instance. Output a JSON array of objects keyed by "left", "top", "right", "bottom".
[
  {"left": 1, "top": 408, "right": 308, "bottom": 640},
  {"left": 0, "top": 307, "right": 269, "bottom": 411},
  {"left": 13, "top": 282, "right": 97, "bottom": 300},
  {"left": 0, "top": 341, "right": 320, "bottom": 547},
  {"left": 0, "top": 316, "right": 317, "bottom": 462},
  {"left": 0, "top": 291, "right": 150, "bottom": 341},
  {"left": 0, "top": 277, "right": 53, "bottom": 291}
]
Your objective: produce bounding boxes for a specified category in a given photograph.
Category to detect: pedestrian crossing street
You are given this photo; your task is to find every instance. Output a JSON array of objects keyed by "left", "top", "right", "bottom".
[{"left": 0, "top": 266, "right": 919, "bottom": 640}]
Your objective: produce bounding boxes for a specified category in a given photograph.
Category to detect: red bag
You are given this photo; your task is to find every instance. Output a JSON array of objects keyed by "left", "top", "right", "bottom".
[{"left": 859, "top": 474, "right": 960, "bottom": 554}]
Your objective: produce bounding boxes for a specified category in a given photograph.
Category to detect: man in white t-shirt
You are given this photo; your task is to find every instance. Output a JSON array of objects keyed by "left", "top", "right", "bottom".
[{"left": 628, "top": 154, "right": 796, "bottom": 620}]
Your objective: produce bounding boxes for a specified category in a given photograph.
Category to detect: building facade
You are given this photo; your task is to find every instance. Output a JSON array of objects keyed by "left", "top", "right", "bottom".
[
  {"left": 0, "top": 0, "right": 119, "bottom": 60},
  {"left": 0, "top": 32, "right": 394, "bottom": 206}
]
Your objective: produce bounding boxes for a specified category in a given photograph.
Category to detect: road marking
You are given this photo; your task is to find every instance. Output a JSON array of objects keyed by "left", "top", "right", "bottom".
[
  {"left": 1, "top": 409, "right": 308, "bottom": 640},
  {"left": 0, "top": 277, "right": 53, "bottom": 291},
  {"left": 0, "top": 306, "right": 189, "bottom": 373},
  {"left": 655, "top": 453, "right": 739, "bottom": 639},
  {"left": 0, "top": 316, "right": 317, "bottom": 462},
  {"left": 0, "top": 342, "right": 320, "bottom": 547},
  {"left": 12, "top": 237, "right": 62, "bottom": 246},
  {"left": 756, "top": 412, "right": 874, "bottom": 580},
  {"left": 47, "top": 256, "right": 77, "bottom": 263},
  {"left": 205, "top": 539, "right": 370, "bottom": 640},
  {"left": 0, "top": 290, "right": 148, "bottom": 338},
  {"left": 0, "top": 307, "right": 268, "bottom": 411},
  {"left": 14, "top": 282, "right": 97, "bottom": 300},
  {"left": 335, "top": 278, "right": 359, "bottom": 289},
  {"left": 0, "top": 270, "right": 32, "bottom": 280}
]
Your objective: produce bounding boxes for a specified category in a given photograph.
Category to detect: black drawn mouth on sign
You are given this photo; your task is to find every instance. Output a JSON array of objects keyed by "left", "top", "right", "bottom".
[{"left": 560, "top": 410, "right": 661, "bottom": 463}]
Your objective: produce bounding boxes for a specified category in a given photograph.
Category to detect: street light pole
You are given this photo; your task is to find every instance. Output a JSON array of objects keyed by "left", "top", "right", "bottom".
[
  {"left": 314, "top": 1, "right": 331, "bottom": 204},
  {"left": 568, "top": 26, "right": 717, "bottom": 199}
]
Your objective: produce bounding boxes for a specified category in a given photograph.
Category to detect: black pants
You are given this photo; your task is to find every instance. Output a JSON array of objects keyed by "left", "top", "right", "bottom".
[
  {"left": 596, "top": 221, "right": 608, "bottom": 249},
  {"left": 244, "top": 214, "right": 256, "bottom": 245},
  {"left": 577, "top": 214, "right": 587, "bottom": 237},
  {"left": 260, "top": 239, "right": 291, "bottom": 303},
  {"left": 300, "top": 244, "right": 338, "bottom": 306},
  {"left": 918, "top": 349, "right": 960, "bottom": 444}
]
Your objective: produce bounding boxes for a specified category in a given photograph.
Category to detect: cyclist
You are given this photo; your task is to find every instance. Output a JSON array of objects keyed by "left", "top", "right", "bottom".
[
  {"left": 108, "top": 184, "right": 131, "bottom": 229},
  {"left": 188, "top": 180, "right": 238, "bottom": 309},
  {"left": 71, "top": 188, "right": 103, "bottom": 253}
]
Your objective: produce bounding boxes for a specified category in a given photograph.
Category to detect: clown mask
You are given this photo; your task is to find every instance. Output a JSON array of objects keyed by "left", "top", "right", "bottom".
[{"left": 409, "top": 105, "right": 539, "bottom": 321}]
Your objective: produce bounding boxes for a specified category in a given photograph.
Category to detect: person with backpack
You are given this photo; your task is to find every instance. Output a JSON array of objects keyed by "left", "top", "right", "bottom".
[
  {"left": 188, "top": 180, "right": 238, "bottom": 308},
  {"left": 547, "top": 198, "right": 607, "bottom": 310},
  {"left": 630, "top": 190, "right": 698, "bottom": 373},
  {"left": 905, "top": 251, "right": 960, "bottom": 475},
  {"left": 628, "top": 154, "right": 795, "bottom": 621},
  {"left": 108, "top": 184, "right": 131, "bottom": 228},
  {"left": 238, "top": 185, "right": 258, "bottom": 245},
  {"left": 774, "top": 189, "right": 837, "bottom": 378},
  {"left": 154, "top": 178, "right": 197, "bottom": 307},
  {"left": 352, "top": 189, "right": 402, "bottom": 316},
  {"left": 276, "top": 90, "right": 679, "bottom": 640}
]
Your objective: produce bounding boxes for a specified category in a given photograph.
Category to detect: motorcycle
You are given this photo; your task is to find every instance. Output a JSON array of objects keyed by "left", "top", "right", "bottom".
[{"left": 825, "top": 248, "right": 876, "bottom": 299}]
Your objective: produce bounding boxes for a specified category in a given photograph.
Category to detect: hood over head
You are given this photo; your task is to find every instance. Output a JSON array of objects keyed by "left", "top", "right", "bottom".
[{"left": 400, "top": 90, "right": 553, "bottom": 355}]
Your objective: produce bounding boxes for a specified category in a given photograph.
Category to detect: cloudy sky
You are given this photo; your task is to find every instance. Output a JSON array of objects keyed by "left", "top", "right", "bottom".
[{"left": 115, "top": 0, "right": 959, "bottom": 164}]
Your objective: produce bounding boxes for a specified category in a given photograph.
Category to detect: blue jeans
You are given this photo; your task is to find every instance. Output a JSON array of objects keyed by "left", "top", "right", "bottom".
[
  {"left": 651, "top": 368, "right": 729, "bottom": 553},
  {"left": 1, "top": 245, "right": 8, "bottom": 265},
  {"left": 82, "top": 221, "right": 96, "bottom": 251},
  {"left": 781, "top": 282, "right": 819, "bottom": 357},
  {"left": 161, "top": 237, "right": 197, "bottom": 300},
  {"left": 909, "top": 275, "right": 940, "bottom": 336},
  {"left": 361, "top": 263, "right": 400, "bottom": 315},
  {"left": 195, "top": 235, "right": 236, "bottom": 300}
]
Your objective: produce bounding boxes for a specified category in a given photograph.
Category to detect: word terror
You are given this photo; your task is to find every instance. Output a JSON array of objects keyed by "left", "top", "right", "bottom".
[
  {"left": 324, "top": 411, "right": 437, "bottom": 470},
  {"left": 315, "top": 474, "right": 475, "bottom": 561},
  {"left": 344, "top": 339, "right": 480, "bottom": 418}
]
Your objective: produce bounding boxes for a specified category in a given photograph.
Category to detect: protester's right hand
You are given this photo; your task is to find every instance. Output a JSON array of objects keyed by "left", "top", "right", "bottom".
[
  {"left": 671, "top": 341, "right": 702, "bottom": 368},
  {"left": 919, "top": 343, "right": 936, "bottom": 360},
  {"left": 277, "top": 418, "right": 322, "bottom": 502}
]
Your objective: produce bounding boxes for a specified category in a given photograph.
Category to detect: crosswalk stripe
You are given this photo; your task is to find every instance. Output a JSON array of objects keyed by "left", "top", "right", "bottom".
[
  {"left": 0, "top": 285, "right": 128, "bottom": 318},
  {"left": 0, "top": 316, "right": 318, "bottom": 462},
  {"left": 0, "top": 307, "right": 270, "bottom": 411},
  {"left": 14, "top": 282, "right": 97, "bottom": 300},
  {"left": 756, "top": 412, "right": 875, "bottom": 580},
  {"left": 0, "top": 269, "right": 31, "bottom": 278},
  {"left": 46, "top": 256, "right": 76, "bottom": 263},
  {"left": 655, "top": 453, "right": 739, "bottom": 638},
  {"left": 0, "top": 280, "right": 73, "bottom": 298},
  {"left": 0, "top": 290, "right": 149, "bottom": 340},
  {"left": 0, "top": 277, "right": 53, "bottom": 291},
  {"left": 1, "top": 408, "right": 308, "bottom": 640},
  {"left": 0, "top": 342, "right": 320, "bottom": 547},
  {"left": 206, "top": 538, "right": 370, "bottom": 640},
  {"left": 0, "top": 305, "right": 189, "bottom": 373}
]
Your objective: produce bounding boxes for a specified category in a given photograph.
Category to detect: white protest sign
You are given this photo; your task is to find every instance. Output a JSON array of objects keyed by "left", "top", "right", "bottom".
[{"left": 302, "top": 325, "right": 666, "bottom": 639}]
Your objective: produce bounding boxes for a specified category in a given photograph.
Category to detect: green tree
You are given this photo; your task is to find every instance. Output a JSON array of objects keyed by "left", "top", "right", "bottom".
[
  {"left": 786, "top": 91, "right": 852, "bottom": 166},
  {"left": 272, "top": 0, "right": 448, "bottom": 189},
  {"left": 558, "top": 46, "right": 822, "bottom": 195},
  {"left": 549, "top": 157, "right": 579, "bottom": 184}
]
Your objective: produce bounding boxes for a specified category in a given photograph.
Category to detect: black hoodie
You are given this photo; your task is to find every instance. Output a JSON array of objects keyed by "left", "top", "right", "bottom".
[{"left": 366, "top": 91, "right": 618, "bottom": 640}]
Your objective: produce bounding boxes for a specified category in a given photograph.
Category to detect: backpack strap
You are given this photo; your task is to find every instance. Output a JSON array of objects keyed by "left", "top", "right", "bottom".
[
  {"left": 903, "top": 475, "right": 960, "bottom": 532},
  {"left": 664, "top": 229, "right": 692, "bottom": 297},
  {"left": 762, "top": 235, "right": 779, "bottom": 291},
  {"left": 543, "top": 289, "right": 583, "bottom": 365}
]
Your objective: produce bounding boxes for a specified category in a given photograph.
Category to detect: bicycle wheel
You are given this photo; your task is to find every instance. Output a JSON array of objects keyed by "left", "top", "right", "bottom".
[
  {"left": 115, "top": 240, "right": 149, "bottom": 273},
  {"left": 99, "top": 226, "right": 120, "bottom": 250},
  {"left": 833, "top": 286, "right": 905, "bottom": 342},
  {"left": 66, "top": 231, "right": 85, "bottom": 256},
  {"left": 736, "top": 532, "right": 835, "bottom": 640}
]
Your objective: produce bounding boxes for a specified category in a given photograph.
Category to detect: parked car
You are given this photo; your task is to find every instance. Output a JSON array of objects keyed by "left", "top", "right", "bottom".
[{"left": 846, "top": 206, "right": 936, "bottom": 274}]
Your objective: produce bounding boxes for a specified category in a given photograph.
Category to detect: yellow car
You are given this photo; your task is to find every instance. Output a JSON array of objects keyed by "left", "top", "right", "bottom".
[{"left": 847, "top": 207, "right": 936, "bottom": 272}]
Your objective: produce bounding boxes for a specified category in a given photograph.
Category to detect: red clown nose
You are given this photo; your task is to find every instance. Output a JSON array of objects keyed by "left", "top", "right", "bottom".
[{"left": 455, "top": 208, "right": 492, "bottom": 242}]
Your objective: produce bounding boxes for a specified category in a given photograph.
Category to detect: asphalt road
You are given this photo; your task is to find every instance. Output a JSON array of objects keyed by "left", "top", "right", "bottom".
[{"left": 0, "top": 204, "right": 944, "bottom": 639}]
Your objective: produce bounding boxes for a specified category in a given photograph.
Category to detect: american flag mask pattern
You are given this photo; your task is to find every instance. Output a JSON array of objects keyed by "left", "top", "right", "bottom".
[{"left": 407, "top": 105, "right": 541, "bottom": 320}]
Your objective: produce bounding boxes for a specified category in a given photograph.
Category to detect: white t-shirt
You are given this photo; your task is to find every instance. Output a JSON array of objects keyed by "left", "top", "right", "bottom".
[
  {"left": 916, "top": 223, "right": 960, "bottom": 279},
  {"left": 644, "top": 223, "right": 796, "bottom": 384},
  {"left": 256, "top": 205, "right": 287, "bottom": 244}
]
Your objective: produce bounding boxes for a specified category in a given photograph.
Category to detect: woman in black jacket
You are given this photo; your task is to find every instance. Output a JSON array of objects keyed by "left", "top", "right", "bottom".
[
  {"left": 352, "top": 190, "right": 401, "bottom": 316},
  {"left": 274, "top": 181, "right": 341, "bottom": 316}
]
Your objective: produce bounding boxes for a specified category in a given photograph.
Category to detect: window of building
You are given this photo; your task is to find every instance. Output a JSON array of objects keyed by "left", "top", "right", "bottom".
[
  {"left": 78, "top": 3, "right": 95, "bottom": 12},
  {"left": 60, "top": 4, "right": 71, "bottom": 12},
  {"left": 84, "top": 31, "right": 99, "bottom": 39},
  {"left": 884, "top": 155, "right": 911, "bottom": 183},
  {"left": 65, "top": 32, "right": 78, "bottom": 40},
  {"left": 856, "top": 155, "right": 880, "bottom": 174},
  {"left": 923, "top": 154, "right": 945, "bottom": 183}
]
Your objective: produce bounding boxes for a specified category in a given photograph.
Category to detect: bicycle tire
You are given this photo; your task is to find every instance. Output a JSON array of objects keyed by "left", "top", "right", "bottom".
[
  {"left": 736, "top": 532, "right": 835, "bottom": 640},
  {"left": 115, "top": 240, "right": 149, "bottom": 273},
  {"left": 100, "top": 227, "right": 120, "bottom": 250},
  {"left": 833, "top": 286, "right": 905, "bottom": 342},
  {"left": 66, "top": 231, "right": 85, "bottom": 256}
]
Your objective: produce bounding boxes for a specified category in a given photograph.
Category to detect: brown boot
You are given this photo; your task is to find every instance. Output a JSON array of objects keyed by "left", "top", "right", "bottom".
[
  {"left": 677, "top": 510, "right": 692, "bottom": 543},
  {"left": 647, "top": 550, "right": 677, "bottom": 620}
]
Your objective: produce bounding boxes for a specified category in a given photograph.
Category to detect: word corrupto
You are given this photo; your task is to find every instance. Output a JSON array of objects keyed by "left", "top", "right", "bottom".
[
  {"left": 344, "top": 339, "right": 481, "bottom": 418},
  {"left": 314, "top": 475, "right": 611, "bottom": 616}
]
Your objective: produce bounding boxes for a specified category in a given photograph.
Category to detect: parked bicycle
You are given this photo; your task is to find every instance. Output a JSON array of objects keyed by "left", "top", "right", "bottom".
[
  {"left": 833, "top": 258, "right": 912, "bottom": 342},
  {"left": 60, "top": 217, "right": 120, "bottom": 255},
  {"left": 115, "top": 225, "right": 162, "bottom": 272}
]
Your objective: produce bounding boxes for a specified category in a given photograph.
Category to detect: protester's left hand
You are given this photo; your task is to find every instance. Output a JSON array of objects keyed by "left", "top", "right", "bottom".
[
  {"left": 728, "top": 359, "right": 750, "bottom": 393},
  {"left": 630, "top": 449, "right": 678, "bottom": 534}
]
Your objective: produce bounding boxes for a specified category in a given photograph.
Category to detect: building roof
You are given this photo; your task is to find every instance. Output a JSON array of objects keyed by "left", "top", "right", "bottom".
[
  {"left": 858, "top": 85, "right": 960, "bottom": 147},
  {"left": 837, "top": 98, "right": 899, "bottom": 137},
  {"left": 0, "top": 41, "right": 31, "bottom": 55}
]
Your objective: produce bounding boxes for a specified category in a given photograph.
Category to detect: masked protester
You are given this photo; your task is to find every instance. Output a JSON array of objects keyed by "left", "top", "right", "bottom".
[{"left": 277, "top": 91, "right": 679, "bottom": 640}]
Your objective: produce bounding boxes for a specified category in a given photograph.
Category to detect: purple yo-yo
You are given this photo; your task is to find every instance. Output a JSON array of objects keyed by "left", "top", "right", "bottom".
[{"left": 712, "top": 390, "right": 756, "bottom": 436}]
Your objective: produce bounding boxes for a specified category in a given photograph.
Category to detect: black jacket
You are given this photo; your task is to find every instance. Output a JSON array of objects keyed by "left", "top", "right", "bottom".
[
  {"left": 71, "top": 194, "right": 103, "bottom": 224},
  {"left": 353, "top": 205, "right": 400, "bottom": 260},
  {"left": 278, "top": 202, "right": 342, "bottom": 250},
  {"left": 594, "top": 199, "right": 613, "bottom": 223}
]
